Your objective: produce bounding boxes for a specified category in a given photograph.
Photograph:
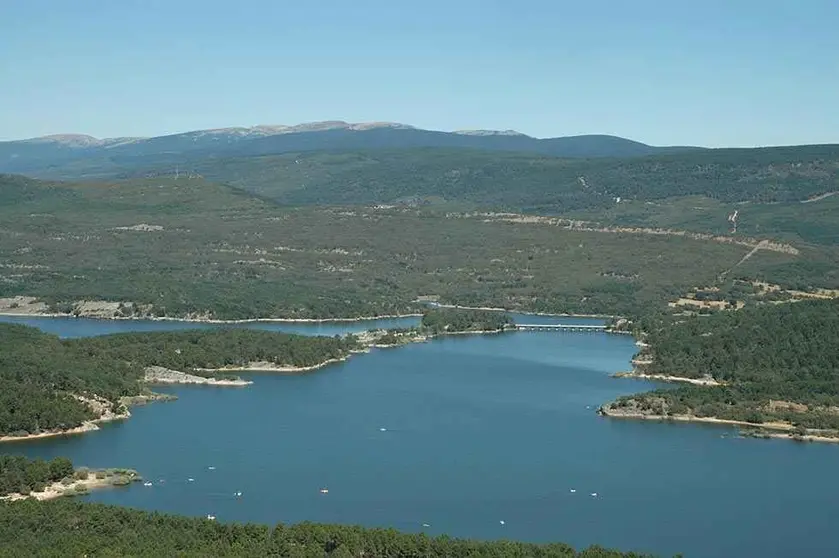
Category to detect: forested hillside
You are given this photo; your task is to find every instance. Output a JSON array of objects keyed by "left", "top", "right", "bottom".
[
  {"left": 0, "top": 123, "right": 690, "bottom": 177},
  {"left": 186, "top": 145, "right": 839, "bottom": 212},
  {"left": 0, "top": 499, "right": 656, "bottom": 558},
  {"left": 0, "top": 324, "right": 139, "bottom": 436},
  {"left": 0, "top": 325, "right": 360, "bottom": 437},
  {"left": 606, "top": 298, "right": 839, "bottom": 432},
  {"left": 72, "top": 329, "right": 359, "bottom": 371},
  {"left": 3, "top": 174, "right": 826, "bottom": 320}
]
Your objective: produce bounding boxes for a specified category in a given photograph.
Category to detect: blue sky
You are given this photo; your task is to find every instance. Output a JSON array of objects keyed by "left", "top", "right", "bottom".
[{"left": 2, "top": 0, "right": 838, "bottom": 146}]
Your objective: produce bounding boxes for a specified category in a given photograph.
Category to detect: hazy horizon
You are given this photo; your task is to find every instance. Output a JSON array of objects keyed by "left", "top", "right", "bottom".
[
  {"left": 0, "top": 121, "right": 699, "bottom": 147},
  {"left": 3, "top": 0, "right": 838, "bottom": 147}
]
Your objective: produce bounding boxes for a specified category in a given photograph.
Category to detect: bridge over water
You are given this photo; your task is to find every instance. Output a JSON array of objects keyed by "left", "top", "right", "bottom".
[{"left": 514, "top": 323, "right": 607, "bottom": 332}]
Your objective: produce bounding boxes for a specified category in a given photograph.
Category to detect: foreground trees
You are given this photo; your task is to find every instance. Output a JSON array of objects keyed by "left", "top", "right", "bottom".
[{"left": 0, "top": 499, "right": 656, "bottom": 557}]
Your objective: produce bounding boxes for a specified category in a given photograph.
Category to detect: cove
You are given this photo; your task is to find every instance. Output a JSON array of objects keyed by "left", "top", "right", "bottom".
[{"left": 3, "top": 316, "right": 839, "bottom": 557}]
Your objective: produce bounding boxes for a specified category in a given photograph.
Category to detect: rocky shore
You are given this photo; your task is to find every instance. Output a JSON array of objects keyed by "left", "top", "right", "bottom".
[
  {"left": 598, "top": 403, "right": 839, "bottom": 444},
  {"left": 143, "top": 366, "right": 252, "bottom": 386},
  {"left": 611, "top": 370, "right": 723, "bottom": 386}
]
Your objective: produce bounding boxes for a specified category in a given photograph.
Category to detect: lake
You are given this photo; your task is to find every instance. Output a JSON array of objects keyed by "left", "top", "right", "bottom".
[{"left": 3, "top": 314, "right": 839, "bottom": 558}]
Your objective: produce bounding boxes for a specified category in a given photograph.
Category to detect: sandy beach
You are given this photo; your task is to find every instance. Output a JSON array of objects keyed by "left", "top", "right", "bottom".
[{"left": 1, "top": 469, "right": 140, "bottom": 502}]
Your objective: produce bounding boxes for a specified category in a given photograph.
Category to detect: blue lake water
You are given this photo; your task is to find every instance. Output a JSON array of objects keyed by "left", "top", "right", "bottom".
[
  {"left": 0, "top": 312, "right": 602, "bottom": 338},
  {"left": 3, "top": 314, "right": 839, "bottom": 558}
]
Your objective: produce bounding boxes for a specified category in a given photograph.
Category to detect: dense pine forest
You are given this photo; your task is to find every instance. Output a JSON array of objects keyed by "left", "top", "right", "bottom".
[
  {"left": 71, "top": 328, "right": 360, "bottom": 372},
  {"left": 0, "top": 455, "right": 74, "bottom": 496},
  {"left": 195, "top": 145, "right": 839, "bottom": 212},
  {"left": 0, "top": 499, "right": 658, "bottom": 558},
  {"left": 0, "top": 324, "right": 359, "bottom": 437},
  {"left": 608, "top": 299, "right": 839, "bottom": 431},
  {"left": 0, "top": 324, "right": 137, "bottom": 436},
  {"left": 420, "top": 308, "right": 514, "bottom": 333}
]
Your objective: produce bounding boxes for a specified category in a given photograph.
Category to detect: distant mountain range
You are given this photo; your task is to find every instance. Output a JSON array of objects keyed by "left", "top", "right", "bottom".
[{"left": 0, "top": 121, "right": 700, "bottom": 177}]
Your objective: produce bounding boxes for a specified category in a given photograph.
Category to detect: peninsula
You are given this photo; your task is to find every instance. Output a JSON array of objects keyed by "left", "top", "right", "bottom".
[
  {"left": 600, "top": 297, "right": 839, "bottom": 443},
  {"left": 0, "top": 309, "right": 516, "bottom": 442},
  {"left": 0, "top": 324, "right": 359, "bottom": 441},
  {"left": 0, "top": 455, "right": 140, "bottom": 501}
]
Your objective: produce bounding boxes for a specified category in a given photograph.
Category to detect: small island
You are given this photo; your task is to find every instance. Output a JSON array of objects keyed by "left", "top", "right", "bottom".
[{"left": 0, "top": 455, "right": 140, "bottom": 501}]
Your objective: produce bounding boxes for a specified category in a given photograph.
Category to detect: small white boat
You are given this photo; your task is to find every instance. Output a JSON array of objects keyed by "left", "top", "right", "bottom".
[
  {"left": 206, "top": 514, "right": 216, "bottom": 521},
  {"left": 143, "top": 481, "right": 153, "bottom": 487},
  {"left": 208, "top": 466, "right": 216, "bottom": 471},
  {"left": 569, "top": 489, "right": 576, "bottom": 493},
  {"left": 499, "top": 520, "right": 505, "bottom": 525},
  {"left": 234, "top": 491, "right": 243, "bottom": 497},
  {"left": 379, "top": 427, "right": 387, "bottom": 432},
  {"left": 590, "top": 492, "right": 598, "bottom": 497},
  {"left": 187, "top": 478, "right": 195, "bottom": 482},
  {"left": 319, "top": 488, "right": 329, "bottom": 494},
  {"left": 422, "top": 523, "right": 430, "bottom": 528}
]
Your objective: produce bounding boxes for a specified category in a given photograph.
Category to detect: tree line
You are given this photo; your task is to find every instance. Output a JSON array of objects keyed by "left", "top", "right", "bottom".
[{"left": 0, "top": 498, "right": 659, "bottom": 558}]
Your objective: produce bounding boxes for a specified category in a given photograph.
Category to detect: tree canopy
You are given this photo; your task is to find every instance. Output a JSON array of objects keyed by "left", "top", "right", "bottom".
[
  {"left": 611, "top": 299, "right": 839, "bottom": 430},
  {"left": 0, "top": 324, "right": 360, "bottom": 437},
  {"left": 0, "top": 499, "right": 657, "bottom": 558}
]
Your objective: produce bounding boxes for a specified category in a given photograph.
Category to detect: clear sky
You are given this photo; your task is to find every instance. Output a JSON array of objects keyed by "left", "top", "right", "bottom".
[{"left": 2, "top": 0, "right": 838, "bottom": 146}]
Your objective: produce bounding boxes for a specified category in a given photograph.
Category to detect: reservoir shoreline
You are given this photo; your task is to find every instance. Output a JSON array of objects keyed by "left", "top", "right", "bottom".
[
  {"left": 5, "top": 311, "right": 833, "bottom": 447},
  {"left": 598, "top": 405, "right": 839, "bottom": 444},
  {"left": 0, "top": 326, "right": 517, "bottom": 444},
  {"left": 0, "top": 409, "right": 131, "bottom": 444},
  {"left": 0, "top": 296, "right": 616, "bottom": 324}
]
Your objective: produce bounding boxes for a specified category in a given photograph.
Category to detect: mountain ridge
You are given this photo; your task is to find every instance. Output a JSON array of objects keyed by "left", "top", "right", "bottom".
[
  {"left": 0, "top": 121, "right": 701, "bottom": 177},
  {"left": 8, "top": 120, "right": 642, "bottom": 145}
]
